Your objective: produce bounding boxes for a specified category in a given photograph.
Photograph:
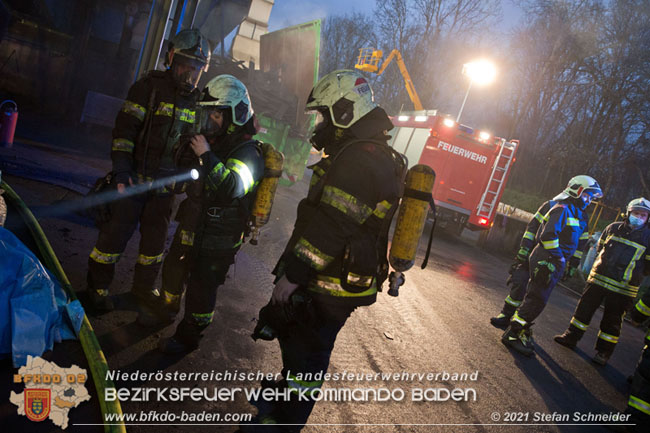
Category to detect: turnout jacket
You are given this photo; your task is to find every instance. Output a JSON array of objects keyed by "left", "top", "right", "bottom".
[
  {"left": 278, "top": 136, "right": 404, "bottom": 307},
  {"left": 520, "top": 200, "right": 557, "bottom": 251},
  {"left": 535, "top": 200, "right": 589, "bottom": 267},
  {"left": 112, "top": 69, "right": 200, "bottom": 182},
  {"left": 588, "top": 222, "right": 650, "bottom": 298},
  {"left": 175, "top": 138, "right": 264, "bottom": 254}
]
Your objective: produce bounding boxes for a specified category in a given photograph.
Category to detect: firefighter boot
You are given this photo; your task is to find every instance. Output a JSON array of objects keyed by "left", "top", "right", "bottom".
[
  {"left": 88, "top": 289, "right": 114, "bottom": 312},
  {"left": 554, "top": 331, "right": 580, "bottom": 350},
  {"left": 502, "top": 323, "right": 535, "bottom": 357},
  {"left": 158, "top": 319, "right": 203, "bottom": 354},
  {"left": 133, "top": 288, "right": 171, "bottom": 327},
  {"left": 592, "top": 351, "right": 611, "bottom": 366},
  {"left": 490, "top": 313, "right": 512, "bottom": 329}
]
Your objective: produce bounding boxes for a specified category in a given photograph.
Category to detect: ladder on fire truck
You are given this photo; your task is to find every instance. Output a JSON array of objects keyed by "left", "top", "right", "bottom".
[{"left": 476, "top": 139, "right": 518, "bottom": 221}]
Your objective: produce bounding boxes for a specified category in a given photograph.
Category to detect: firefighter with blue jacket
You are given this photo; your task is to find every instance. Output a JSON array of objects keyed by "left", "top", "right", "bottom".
[
  {"left": 86, "top": 29, "right": 209, "bottom": 316},
  {"left": 626, "top": 281, "right": 650, "bottom": 431},
  {"left": 491, "top": 198, "right": 560, "bottom": 328},
  {"left": 501, "top": 175, "right": 603, "bottom": 356},
  {"left": 157, "top": 75, "right": 265, "bottom": 352},
  {"left": 246, "top": 70, "right": 404, "bottom": 431},
  {"left": 554, "top": 198, "right": 650, "bottom": 365}
]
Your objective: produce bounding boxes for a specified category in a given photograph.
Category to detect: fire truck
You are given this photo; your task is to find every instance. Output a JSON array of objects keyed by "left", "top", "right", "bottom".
[{"left": 388, "top": 112, "right": 519, "bottom": 234}]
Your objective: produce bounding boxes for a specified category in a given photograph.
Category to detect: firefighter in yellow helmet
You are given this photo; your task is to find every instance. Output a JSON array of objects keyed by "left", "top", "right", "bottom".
[
  {"left": 554, "top": 198, "right": 650, "bottom": 365},
  {"left": 243, "top": 69, "right": 406, "bottom": 431},
  {"left": 86, "top": 28, "right": 210, "bottom": 319}
]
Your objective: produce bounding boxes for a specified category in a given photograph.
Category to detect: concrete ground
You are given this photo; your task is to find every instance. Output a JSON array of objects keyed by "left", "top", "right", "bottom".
[{"left": 1, "top": 138, "right": 646, "bottom": 433}]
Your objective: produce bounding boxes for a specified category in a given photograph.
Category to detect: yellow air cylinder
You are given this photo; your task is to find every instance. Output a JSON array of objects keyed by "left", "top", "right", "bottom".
[
  {"left": 250, "top": 142, "right": 284, "bottom": 245},
  {"left": 388, "top": 164, "right": 436, "bottom": 296}
]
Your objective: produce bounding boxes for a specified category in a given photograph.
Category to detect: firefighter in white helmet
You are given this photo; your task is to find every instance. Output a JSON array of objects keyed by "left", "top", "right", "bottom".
[
  {"left": 554, "top": 197, "right": 650, "bottom": 365},
  {"left": 245, "top": 69, "right": 405, "bottom": 431},
  {"left": 86, "top": 29, "right": 209, "bottom": 318},
  {"left": 501, "top": 175, "right": 603, "bottom": 356},
  {"left": 156, "top": 74, "right": 264, "bottom": 352}
]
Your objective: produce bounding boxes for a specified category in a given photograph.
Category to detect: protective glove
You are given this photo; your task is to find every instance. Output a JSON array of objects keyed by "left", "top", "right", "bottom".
[
  {"left": 533, "top": 260, "right": 557, "bottom": 285},
  {"left": 565, "top": 265, "right": 580, "bottom": 279},
  {"left": 515, "top": 247, "right": 530, "bottom": 263}
]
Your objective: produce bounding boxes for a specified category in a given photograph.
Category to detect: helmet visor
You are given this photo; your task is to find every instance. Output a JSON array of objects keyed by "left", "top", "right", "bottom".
[
  {"left": 172, "top": 56, "right": 205, "bottom": 89},
  {"left": 307, "top": 109, "right": 328, "bottom": 132},
  {"left": 197, "top": 107, "right": 226, "bottom": 136}
]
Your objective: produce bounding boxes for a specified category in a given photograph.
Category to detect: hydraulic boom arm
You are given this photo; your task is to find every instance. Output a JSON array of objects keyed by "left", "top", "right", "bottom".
[{"left": 355, "top": 48, "right": 423, "bottom": 111}]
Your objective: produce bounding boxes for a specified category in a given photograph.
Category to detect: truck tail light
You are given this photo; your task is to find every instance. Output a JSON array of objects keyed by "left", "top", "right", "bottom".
[
  {"left": 478, "top": 217, "right": 489, "bottom": 226},
  {"left": 398, "top": 115, "right": 409, "bottom": 121}
]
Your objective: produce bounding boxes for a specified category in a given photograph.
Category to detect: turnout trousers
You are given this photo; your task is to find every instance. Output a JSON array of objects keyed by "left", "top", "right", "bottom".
[
  {"left": 562, "top": 283, "right": 634, "bottom": 355},
  {"left": 513, "top": 247, "right": 565, "bottom": 329},
  {"left": 87, "top": 189, "right": 173, "bottom": 295},
  {"left": 264, "top": 298, "right": 357, "bottom": 431},
  {"left": 161, "top": 230, "right": 236, "bottom": 342},
  {"left": 627, "top": 336, "right": 650, "bottom": 432},
  {"left": 500, "top": 263, "right": 530, "bottom": 317}
]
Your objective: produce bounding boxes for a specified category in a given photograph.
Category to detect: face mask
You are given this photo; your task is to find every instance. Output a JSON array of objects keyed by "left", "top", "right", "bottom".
[{"left": 628, "top": 215, "right": 646, "bottom": 228}]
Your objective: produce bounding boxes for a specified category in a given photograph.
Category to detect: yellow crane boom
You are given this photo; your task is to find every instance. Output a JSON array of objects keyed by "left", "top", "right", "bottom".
[{"left": 355, "top": 48, "right": 423, "bottom": 111}]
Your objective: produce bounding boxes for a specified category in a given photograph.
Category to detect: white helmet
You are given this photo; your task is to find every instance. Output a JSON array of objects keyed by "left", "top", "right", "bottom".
[
  {"left": 627, "top": 197, "right": 650, "bottom": 215},
  {"left": 553, "top": 175, "right": 603, "bottom": 201},
  {"left": 199, "top": 74, "right": 254, "bottom": 127},
  {"left": 306, "top": 69, "right": 377, "bottom": 129}
]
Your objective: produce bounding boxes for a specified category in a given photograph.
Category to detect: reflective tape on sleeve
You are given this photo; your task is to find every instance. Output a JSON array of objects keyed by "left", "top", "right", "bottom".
[
  {"left": 523, "top": 231, "right": 535, "bottom": 241},
  {"left": 294, "top": 237, "right": 333, "bottom": 271},
  {"left": 579, "top": 232, "right": 590, "bottom": 240},
  {"left": 206, "top": 162, "right": 229, "bottom": 190},
  {"left": 636, "top": 300, "right": 650, "bottom": 317},
  {"left": 372, "top": 200, "right": 392, "bottom": 219},
  {"left": 573, "top": 250, "right": 583, "bottom": 259},
  {"left": 226, "top": 158, "right": 255, "bottom": 194},
  {"left": 534, "top": 212, "right": 546, "bottom": 223},
  {"left": 321, "top": 185, "right": 372, "bottom": 224},
  {"left": 121, "top": 100, "right": 146, "bottom": 122},
  {"left": 542, "top": 239, "right": 560, "bottom": 250}
]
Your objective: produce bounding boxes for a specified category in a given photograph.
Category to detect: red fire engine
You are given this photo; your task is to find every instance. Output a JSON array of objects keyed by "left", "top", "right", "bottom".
[{"left": 388, "top": 113, "right": 519, "bottom": 234}]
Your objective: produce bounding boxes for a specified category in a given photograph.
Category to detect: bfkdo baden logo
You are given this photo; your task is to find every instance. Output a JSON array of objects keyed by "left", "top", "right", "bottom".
[
  {"left": 25, "top": 389, "right": 51, "bottom": 422},
  {"left": 10, "top": 356, "right": 91, "bottom": 429}
]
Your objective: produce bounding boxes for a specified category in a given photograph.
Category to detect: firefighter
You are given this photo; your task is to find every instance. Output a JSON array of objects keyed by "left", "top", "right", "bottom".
[
  {"left": 157, "top": 74, "right": 264, "bottom": 353},
  {"left": 625, "top": 287, "right": 650, "bottom": 431},
  {"left": 554, "top": 198, "right": 650, "bottom": 365},
  {"left": 244, "top": 70, "right": 404, "bottom": 431},
  {"left": 491, "top": 193, "right": 587, "bottom": 329},
  {"left": 86, "top": 29, "right": 210, "bottom": 315},
  {"left": 501, "top": 175, "right": 603, "bottom": 356}
]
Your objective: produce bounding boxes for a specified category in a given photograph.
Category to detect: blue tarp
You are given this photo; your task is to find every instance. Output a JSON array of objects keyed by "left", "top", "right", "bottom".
[{"left": 0, "top": 226, "right": 84, "bottom": 367}]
